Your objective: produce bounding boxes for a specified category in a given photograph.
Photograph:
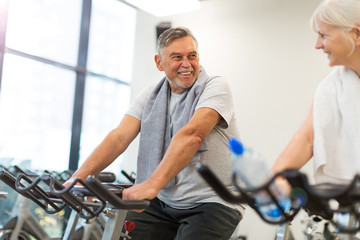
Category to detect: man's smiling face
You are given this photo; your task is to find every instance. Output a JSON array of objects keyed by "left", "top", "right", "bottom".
[{"left": 155, "top": 36, "right": 200, "bottom": 93}]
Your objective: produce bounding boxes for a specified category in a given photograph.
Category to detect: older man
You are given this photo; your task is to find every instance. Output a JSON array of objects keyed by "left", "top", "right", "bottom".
[{"left": 68, "top": 27, "right": 243, "bottom": 240}]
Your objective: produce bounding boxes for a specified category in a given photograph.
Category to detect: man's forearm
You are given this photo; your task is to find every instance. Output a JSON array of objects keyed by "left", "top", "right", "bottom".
[{"left": 147, "top": 128, "right": 204, "bottom": 190}]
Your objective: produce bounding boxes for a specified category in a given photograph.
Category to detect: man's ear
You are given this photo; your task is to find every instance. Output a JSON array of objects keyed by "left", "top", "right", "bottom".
[{"left": 154, "top": 55, "right": 163, "bottom": 71}]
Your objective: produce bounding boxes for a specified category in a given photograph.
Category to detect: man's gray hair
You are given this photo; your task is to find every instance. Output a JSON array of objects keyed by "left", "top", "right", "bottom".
[{"left": 156, "top": 27, "right": 198, "bottom": 56}]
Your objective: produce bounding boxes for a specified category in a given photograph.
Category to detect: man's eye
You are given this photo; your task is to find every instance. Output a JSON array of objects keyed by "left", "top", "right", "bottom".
[{"left": 172, "top": 56, "right": 182, "bottom": 60}]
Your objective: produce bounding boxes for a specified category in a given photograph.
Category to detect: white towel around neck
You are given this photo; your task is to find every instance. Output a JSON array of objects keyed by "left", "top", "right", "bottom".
[{"left": 313, "top": 66, "right": 360, "bottom": 184}]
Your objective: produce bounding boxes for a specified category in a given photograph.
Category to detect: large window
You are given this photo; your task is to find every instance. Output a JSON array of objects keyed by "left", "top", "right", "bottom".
[
  {"left": 0, "top": 0, "right": 137, "bottom": 175},
  {"left": 79, "top": 0, "right": 136, "bottom": 174},
  {"left": 5, "top": 0, "right": 81, "bottom": 66},
  {"left": 0, "top": 55, "right": 75, "bottom": 170}
]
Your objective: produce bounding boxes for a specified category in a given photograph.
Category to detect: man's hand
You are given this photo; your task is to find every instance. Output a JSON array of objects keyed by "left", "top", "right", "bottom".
[
  {"left": 122, "top": 180, "right": 160, "bottom": 212},
  {"left": 63, "top": 178, "right": 76, "bottom": 188}
]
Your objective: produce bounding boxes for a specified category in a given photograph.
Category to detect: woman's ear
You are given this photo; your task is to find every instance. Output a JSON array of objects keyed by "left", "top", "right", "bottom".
[
  {"left": 355, "top": 23, "right": 360, "bottom": 46},
  {"left": 154, "top": 55, "right": 163, "bottom": 71}
]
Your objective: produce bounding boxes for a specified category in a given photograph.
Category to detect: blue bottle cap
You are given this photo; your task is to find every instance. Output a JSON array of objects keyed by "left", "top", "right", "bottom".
[{"left": 228, "top": 137, "right": 245, "bottom": 155}]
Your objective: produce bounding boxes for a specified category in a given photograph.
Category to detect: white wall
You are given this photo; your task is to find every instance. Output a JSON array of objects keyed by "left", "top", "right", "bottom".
[{"left": 124, "top": 0, "right": 331, "bottom": 239}]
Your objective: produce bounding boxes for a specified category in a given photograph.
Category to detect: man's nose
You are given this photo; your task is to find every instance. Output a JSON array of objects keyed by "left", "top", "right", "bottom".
[{"left": 181, "top": 57, "right": 191, "bottom": 67}]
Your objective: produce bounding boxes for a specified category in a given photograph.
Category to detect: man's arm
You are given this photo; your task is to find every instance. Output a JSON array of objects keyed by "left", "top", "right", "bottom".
[
  {"left": 67, "top": 115, "right": 141, "bottom": 183},
  {"left": 122, "top": 107, "right": 221, "bottom": 201},
  {"left": 272, "top": 103, "right": 314, "bottom": 173}
]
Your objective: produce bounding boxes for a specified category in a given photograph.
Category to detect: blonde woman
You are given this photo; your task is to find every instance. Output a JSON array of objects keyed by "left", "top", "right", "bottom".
[{"left": 273, "top": 0, "right": 360, "bottom": 184}]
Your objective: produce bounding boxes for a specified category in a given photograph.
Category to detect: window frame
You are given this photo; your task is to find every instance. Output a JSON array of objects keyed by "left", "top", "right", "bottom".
[{"left": 0, "top": 0, "right": 134, "bottom": 171}]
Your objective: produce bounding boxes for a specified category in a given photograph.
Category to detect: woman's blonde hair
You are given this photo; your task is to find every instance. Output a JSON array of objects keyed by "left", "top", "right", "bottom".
[{"left": 311, "top": 0, "right": 360, "bottom": 53}]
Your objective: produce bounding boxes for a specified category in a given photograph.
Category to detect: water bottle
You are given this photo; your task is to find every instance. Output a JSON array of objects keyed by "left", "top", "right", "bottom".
[{"left": 228, "top": 137, "right": 291, "bottom": 219}]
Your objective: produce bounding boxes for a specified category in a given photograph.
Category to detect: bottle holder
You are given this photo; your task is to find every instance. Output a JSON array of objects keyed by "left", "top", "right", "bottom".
[{"left": 231, "top": 172, "right": 300, "bottom": 224}]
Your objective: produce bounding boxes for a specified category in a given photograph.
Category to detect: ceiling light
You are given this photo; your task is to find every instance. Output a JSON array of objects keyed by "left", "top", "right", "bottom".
[{"left": 125, "top": 0, "right": 201, "bottom": 17}]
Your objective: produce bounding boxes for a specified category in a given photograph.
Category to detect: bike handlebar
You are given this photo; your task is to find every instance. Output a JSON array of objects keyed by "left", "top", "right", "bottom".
[
  {"left": 197, "top": 164, "right": 300, "bottom": 224},
  {"left": 197, "top": 163, "right": 360, "bottom": 233},
  {"left": 0, "top": 168, "right": 150, "bottom": 220},
  {"left": 197, "top": 163, "right": 245, "bottom": 204},
  {"left": 85, "top": 175, "right": 150, "bottom": 210},
  {"left": 0, "top": 169, "right": 66, "bottom": 214}
]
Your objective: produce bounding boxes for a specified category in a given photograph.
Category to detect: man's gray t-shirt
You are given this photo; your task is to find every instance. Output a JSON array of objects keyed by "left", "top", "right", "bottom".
[{"left": 126, "top": 75, "right": 244, "bottom": 213}]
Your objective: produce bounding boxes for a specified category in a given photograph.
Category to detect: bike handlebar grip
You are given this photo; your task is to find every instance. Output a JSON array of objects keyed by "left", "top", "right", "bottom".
[
  {"left": 196, "top": 163, "right": 245, "bottom": 204},
  {"left": 282, "top": 169, "right": 335, "bottom": 220},
  {"left": 86, "top": 175, "right": 150, "bottom": 209},
  {"left": 96, "top": 172, "right": 116, "bottom": 183}
]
